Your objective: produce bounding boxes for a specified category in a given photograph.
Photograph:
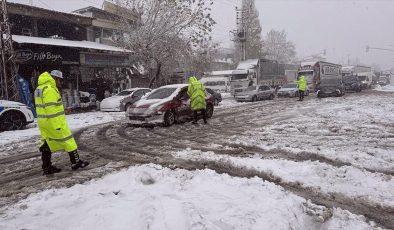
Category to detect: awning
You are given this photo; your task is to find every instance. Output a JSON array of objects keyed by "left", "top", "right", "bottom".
[{"left": 12, "top": 35, "right": 132, "bottom": 53}]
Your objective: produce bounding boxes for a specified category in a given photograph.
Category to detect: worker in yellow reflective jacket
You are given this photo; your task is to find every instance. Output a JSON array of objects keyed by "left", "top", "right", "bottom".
[
  {"left": 34, "top": 70, "right": 89, "bottom": 175},
  {"left": 187, "top": 76, "right": 207, "bottom": 124},
  {"left": 296, "top": 75, "right": 307, "bottom": 101}
]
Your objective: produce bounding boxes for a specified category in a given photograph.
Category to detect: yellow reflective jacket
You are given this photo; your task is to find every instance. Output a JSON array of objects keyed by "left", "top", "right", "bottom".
[
  {"left": 34, "top": 72, "right": 77, "bottom": 152},
  {"left": 296, "top": 75, "right": 307, "bottom": 91},
  {"left": 187, "top": 76, "right": 207, "bottom": 111}
]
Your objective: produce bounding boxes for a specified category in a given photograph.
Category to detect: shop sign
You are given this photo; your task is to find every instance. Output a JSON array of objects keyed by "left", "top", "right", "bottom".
[{"left": 15, "top": 47, "right": 79, "bottom": 65}]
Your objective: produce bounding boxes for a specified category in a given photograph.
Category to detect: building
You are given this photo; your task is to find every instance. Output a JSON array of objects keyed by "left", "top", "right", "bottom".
[
  {"left": 7, "top": 1, "right": 140, "bottom": 106},
  {"left": 73, "top": 1, "right": 139, "bottom": 46}
]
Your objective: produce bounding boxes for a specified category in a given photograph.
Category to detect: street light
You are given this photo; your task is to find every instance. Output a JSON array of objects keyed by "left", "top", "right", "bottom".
[{"left": 366, "top": 45, "right": 394, "bottom": 53}]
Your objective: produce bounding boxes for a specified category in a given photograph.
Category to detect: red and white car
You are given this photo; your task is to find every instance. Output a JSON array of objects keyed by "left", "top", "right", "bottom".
[{"left": 126, "top": 84, "right": 214, "bottom": 126}]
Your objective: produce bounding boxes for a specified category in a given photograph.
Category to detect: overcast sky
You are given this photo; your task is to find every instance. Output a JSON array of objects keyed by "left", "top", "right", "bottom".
[{"left": 9, "top": 0, "right": 394, "bottom": 69}]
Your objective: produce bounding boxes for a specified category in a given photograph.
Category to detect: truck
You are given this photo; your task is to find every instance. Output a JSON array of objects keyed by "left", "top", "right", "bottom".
[
  {"left": 230, "top": 59, "right": 286, "bottom": 96},
  {"left": 297, "top": 61, "right": 344, "bottom": 97},
  {"left": 200, "top": 70, "right": 232, "bottom": 93},
  {"left": 341, "top": 65, "right": 373, "bottom": 89}
]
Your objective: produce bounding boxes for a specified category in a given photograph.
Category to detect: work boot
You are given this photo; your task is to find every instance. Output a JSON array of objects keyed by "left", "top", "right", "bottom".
[
  {"left": 43, "top": 165, "right": 62, "bottom": 175},
  {"left": 41, "top": 144, "right": 61, "bottom": 175},
  {"left": 69, "top": 150, "right": 90, "bottom": 170}
]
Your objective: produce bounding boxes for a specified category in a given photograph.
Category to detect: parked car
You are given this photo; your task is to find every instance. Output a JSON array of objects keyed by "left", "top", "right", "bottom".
[
  {"left": 377, "top": 76, "right": 390, "bottom": 86},
  {"left": 100, "top": 88, "right": 151, "bottom": 112},
  {"left": 126, "top": 84, "right": 215, "bottom": 126},
  {"left": 277, "top": 83, "right": 310, "bottom": 98},
  {"left": 206, "top": 88, "right": 222, "bottom": 106},
  {"left": 0, "top": 100, "right": 34, "bottom": 131},
  {"left": 235, "top": 85, "right": 275, "bottom": 102},
  {"left": 343, "top": 75, "right": 362, "bottom": 92}
]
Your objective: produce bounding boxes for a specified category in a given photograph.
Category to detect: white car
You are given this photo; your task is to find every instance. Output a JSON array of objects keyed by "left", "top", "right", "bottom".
[
  {"left": 0, "top": 100, "right": 34, "bottom": 131},
  {"left": 126, "top": 84, "right": 215, "bottom": 126},
  {"left": 235, "top": 85, "right": 275, "bottom": 102},
  {"left": 277, "top": 83, "right": 310, "bottom": 98},
  {"left": 100, "top": 88, "right": 152, "bottom": 112}
]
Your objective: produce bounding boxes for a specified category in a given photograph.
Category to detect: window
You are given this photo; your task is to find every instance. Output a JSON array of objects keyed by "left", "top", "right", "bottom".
[
  {"left": 133, "top": 90, "right": 144, "bottom": 97},
  {"left": 117, "top": 90, "right": 134, "bottom": 96},
  {"left": 147, "top": 88, "right": 177, "bottom": 99},
  {"left": 260, "top": 85, "right": 269, "bottom": 91}
]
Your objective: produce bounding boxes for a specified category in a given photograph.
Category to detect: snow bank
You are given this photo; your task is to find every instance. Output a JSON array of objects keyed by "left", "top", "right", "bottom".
[
  {"left": 0, "top": 164, "right": 373, "bottom": 230},
  {"left": 373, "top": 84, "right": 394, "bottom": 92},
  {"left": 174, "top": 149, "right": 394, "bottom": 207}
]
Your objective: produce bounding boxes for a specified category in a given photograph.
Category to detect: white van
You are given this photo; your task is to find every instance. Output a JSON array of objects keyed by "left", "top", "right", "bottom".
[{"left": 200, "top": 76, "right": 230, "bottom": 93}]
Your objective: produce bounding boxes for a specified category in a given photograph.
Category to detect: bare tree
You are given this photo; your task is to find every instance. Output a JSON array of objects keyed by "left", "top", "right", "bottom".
[
  {"left": 117, "top": 0, "right": 215, "bottom": 87},
  {"left": 262, "top": 29, "right": 296, "bottom": 63},
  {"left": 243, "top": 0, "right": 262, "bottom": 59}
]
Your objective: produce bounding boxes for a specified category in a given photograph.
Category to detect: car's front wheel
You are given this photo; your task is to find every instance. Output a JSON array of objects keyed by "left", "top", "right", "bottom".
[
  {"left": 164, "top": 110, "right": 176, "bottom": 126},
  {"left": 252, "top": 95, "right": 257, "bottom": 102},
  {"left": 206, "top": 104, "right": 214, "bottom": 118},
  {"left": 0, "top": 111, "right": 26, "bottom": 131},
  {"left": 268, "top": 94, "right": 274, "bottom": 100}
]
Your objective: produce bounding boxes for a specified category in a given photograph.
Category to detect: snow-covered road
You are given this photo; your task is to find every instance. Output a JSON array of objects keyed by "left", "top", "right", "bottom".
[{"left": 0, "top": 89, "right": 393, "bottom": 229}]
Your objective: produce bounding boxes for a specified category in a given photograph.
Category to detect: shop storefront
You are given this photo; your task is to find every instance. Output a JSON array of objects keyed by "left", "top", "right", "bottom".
[{"left": 13, "top": 35, "right": 134, "bottom": 107}]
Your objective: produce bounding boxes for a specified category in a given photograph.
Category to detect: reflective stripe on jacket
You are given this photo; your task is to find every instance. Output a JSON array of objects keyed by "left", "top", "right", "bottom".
[
  {"left": 296, "top": 75, "right": 307, "bottom": 91},
  {"left": 187, "top": 76, "right": 207, "bottom": 111},
  {"left": 34, "top": 72, "right": 77, "bottom": 152}
]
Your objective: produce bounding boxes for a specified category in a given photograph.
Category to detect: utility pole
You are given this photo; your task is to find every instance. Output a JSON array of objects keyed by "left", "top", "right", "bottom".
[
  {"left": 234, "top": 0, "right": 247, "bottom": 61},
  {"left": 0, "top": 0, "right": 19, "bottom": 101}
]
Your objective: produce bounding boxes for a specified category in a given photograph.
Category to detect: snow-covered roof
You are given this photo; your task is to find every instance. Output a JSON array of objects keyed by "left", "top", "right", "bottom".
[
  {"left": 300, "top": 61, "right": 318, "bottom": 67},
  {"left": 237, "top": 59, "right": 259, "bottom": 70},
  {"left": 12, "top": 35, "right": 132, "bottom": 53},
  {"left": 205, "top": 70, "right": 234, "bottom": 76}
]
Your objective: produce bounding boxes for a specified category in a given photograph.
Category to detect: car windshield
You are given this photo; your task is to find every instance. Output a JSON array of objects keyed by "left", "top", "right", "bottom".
[
  {"left": 245, "top": 86, "right": 256, "bottom": 91},
  {"left": 358, "top": 76, "right": 367, "bottom": 81},
  {"left": 116, "top": 90, "right": 134, "bottom": 96},
  {"left": 282, "top": 84, "right": 297, "bottom": 88},
  {"left": 204, "top": 81, "right": 226, "bottom": 86},
  {"left": 146, "top": 87, "right": 177, "bottom": 99},
  {"left": 299, "top": 72, "right": 314, "bottom": 84},
  {"left": 344, "top": 76, "right": 358, "bottom": 83},
  {"left": 232, "top": 74, "right": 248, "bottom": 80}
]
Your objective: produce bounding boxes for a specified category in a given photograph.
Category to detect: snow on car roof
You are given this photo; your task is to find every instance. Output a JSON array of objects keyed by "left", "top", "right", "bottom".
[
  {"left": 159, "top": 84, "right": 188, "bottom": 89},
  {"left": 122, "top": 87, "right": 150, "bottom": 91}
]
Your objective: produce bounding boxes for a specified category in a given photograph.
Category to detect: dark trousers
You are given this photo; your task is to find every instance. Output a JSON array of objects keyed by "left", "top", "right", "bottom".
[
  {"left": 39, "top": 141, "right": 53, "bottom": 169},
  {"left": 193, "top": 109, "right": 207, "bottom": 123},
  {"left": 298, "top": 90, "right": 305, "bottom": 101},
  {"left": 39, "top": 141, "right": 79, "bottom": 168}
]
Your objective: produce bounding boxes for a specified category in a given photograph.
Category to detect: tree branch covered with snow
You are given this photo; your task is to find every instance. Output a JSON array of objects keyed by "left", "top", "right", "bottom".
[
  {"left": 116, "top": 0, "right": 216, "bottom": 87},
  {"left": 262, "top": 29, "right": 296, "bottom": 64}
]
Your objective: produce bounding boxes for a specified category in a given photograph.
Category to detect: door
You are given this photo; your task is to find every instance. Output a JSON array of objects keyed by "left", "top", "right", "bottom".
[
  {"left": 176, "top": 88, "right": 191, "bottom": 118},
  {"left": 259, "top": 85, "right": 270, "bottom": 98}
]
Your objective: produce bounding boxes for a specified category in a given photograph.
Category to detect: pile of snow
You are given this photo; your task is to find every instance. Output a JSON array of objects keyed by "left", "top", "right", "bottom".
[
  {"left": 0, "top": 164, "right": 374, "bottom": 230},
  {"left": 174, "top": 150, "right": 394, "bottom": 207},
  {"left": 373, "top": 84, "right": 394, "bottom": 92}
]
